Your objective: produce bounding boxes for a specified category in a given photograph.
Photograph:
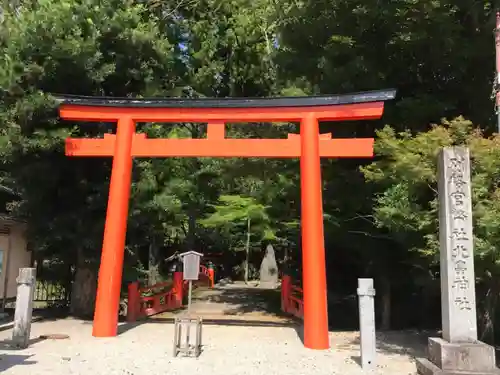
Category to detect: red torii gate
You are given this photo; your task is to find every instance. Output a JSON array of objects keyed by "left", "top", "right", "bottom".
[{"left": 57, "top": 89, "right": 395, "bottom": 350}]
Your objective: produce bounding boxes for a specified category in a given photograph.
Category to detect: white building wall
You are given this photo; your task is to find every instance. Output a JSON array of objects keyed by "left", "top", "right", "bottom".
[{"left": 0, "top": 223, "right": 31, "bottom": 299}]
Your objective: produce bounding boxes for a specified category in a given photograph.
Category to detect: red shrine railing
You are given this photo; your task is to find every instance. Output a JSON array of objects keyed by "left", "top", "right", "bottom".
[
  {"left": 281, "top": 275, "right": 304, "bottom": 319},
  {"left": 126, "top": 264, "right": 215, "bottom": 322}
]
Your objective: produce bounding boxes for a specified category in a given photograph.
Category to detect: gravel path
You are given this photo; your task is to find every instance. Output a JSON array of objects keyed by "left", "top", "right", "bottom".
[{"left": 0, "top": 318, "right": 422, "bottom": 375}]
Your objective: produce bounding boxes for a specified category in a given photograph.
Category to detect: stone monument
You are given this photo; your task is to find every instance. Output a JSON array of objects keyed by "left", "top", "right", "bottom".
[
  {"left": 357, "top": 278, "right": 376, "bottom": 370},
  {"left": 259, "top": 244, "right": 278, "bottom": 288},
  {"left": 12, "top": 268, "right": 36, "bottom": 349},
  {"left": 417, "top": 147, "right": 500, "bottom": 375}
]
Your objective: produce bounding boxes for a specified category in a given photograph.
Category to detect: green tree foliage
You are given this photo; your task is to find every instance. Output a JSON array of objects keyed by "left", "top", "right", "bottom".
[
  {"left": 0, "top": 0, "right": 180, "bottom": 315},
  {"left": 363, "top": 117, "right": 500, "bottom": 339},
  {"left": 199, "top": 194, "right": 276, "bottom": 280},
  {"left": 278, "top": 0, "right": 497, "bottom": 129},
  {"left": 199, "top": 194, "right": 275, "bottom": 242}
]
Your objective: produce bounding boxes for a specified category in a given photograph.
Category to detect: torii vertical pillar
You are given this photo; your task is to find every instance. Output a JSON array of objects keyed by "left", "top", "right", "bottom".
[
  {"left": 300, "top": 114, "right": 329, "bottom": 349},
  {"left": 93, "top": 117, "right": 135, "bottom": 337}
]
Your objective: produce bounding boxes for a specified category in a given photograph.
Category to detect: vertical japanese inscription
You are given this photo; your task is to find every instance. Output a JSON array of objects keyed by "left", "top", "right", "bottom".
[
  {"left": 438, "top": 147, "right": 477, "bottom": 343},
  {"left": 448, "top": 155, "right": 471, "bottom": 309}
]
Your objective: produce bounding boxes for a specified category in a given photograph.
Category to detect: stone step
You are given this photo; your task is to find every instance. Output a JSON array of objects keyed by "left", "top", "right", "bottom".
[{"left": 416, "top": 358, "right": 500, "bottom": 375}]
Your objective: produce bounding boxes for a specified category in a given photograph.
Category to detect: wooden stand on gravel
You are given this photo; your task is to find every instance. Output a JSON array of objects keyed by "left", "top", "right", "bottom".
[
  {"left": 173, "top": 251, "right": 204, "bottom": 358},
  {"left": 173, "top": 316, "right": 203, "bottom": 358}
]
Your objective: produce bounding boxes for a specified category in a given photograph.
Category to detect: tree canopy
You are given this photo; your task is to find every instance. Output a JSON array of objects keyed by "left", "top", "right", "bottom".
[{"left": 1, "top": 0, "right": 500, "bottom": 339}]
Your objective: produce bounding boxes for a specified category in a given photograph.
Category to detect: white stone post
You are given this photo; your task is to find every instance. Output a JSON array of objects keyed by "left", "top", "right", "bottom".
[
  {"left": 357, "top": 278, "right": 376, "bottom": 370},
  {"left": 12, "top": 268, "right": 36, "bottom": 348}
]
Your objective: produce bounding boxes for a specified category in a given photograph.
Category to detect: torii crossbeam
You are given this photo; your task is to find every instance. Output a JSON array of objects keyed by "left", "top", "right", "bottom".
[{"left": 57, "top": 89, "right": 396, "bottom": 350}]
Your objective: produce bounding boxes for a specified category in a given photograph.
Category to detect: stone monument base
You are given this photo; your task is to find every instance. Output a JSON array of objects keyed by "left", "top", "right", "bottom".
[
  {"left": 416, "top": 337, "right": 500, "bottom": 375},
  {"left": 258, "top": 281, "right": 278, "bottom": 289}
]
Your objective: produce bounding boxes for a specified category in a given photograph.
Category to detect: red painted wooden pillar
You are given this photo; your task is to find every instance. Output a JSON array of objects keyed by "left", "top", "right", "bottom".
[
  {"left": 127, "top": 282, "right": 140, "bottom": 322},
  {"left": 208, "top": 264, "right": 215, "bottom": 288},
  {"left": 300, "top": 114, "right": 330, "bottom": 350},
  {"left": 93, "top": 117, "right": 135, "bottom": 337},
  {"left": 281, "top": 275, "right": 291, "bottom": 313},
  {"left": 173, "top": 271, "right": 184, "bottom": 308}
]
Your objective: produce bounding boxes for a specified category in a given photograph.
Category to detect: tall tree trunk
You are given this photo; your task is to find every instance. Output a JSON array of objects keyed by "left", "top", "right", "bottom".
[
  {"left": 283, "top": 246, "right": 289, "bottom": 275},
  {"left": 70, "top": 248, "right": 97, "bottom": 318},
  {"left": 244, "top": 217, "right": 251, "bottom": 284},
  {"left": 187, "top": 205, "right": 197, "bottom": 251},
  {"left": 148, "top": 236, "right": 160, "bottom": 286},
  {"left": 380, "top": 273, "right": 391, "bottom": 331},
  {"left": 480, "top": 279, "right": 499, "bottom": 345}
]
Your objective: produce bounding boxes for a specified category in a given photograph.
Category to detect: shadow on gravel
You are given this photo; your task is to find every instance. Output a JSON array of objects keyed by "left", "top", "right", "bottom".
[
  {"left": 346, "top": 330, "right": 433, "bottom": 358},
  {"left": 0, "top": 336, "right": 47, "bottom": 351},
  {"left": 349, "top": 355, "right": 362, "bottom": 367},
  {"left": 0, "top": 354, "right": 36, "bottom": 372},
  {"left": 180, "top": 284, "right": 284, "bottom": 316},
  {"left": 0, "top": 307, "right": 70, "bottom": 333},
  {"left": 117, "top": 316, "right": 306, "bottom": 345},
  {"left": 0, "top": 318, "right": 45, "bottom": 334},
  {"left": 118, "top": 317, "right": 298, "bottom": 333}
]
